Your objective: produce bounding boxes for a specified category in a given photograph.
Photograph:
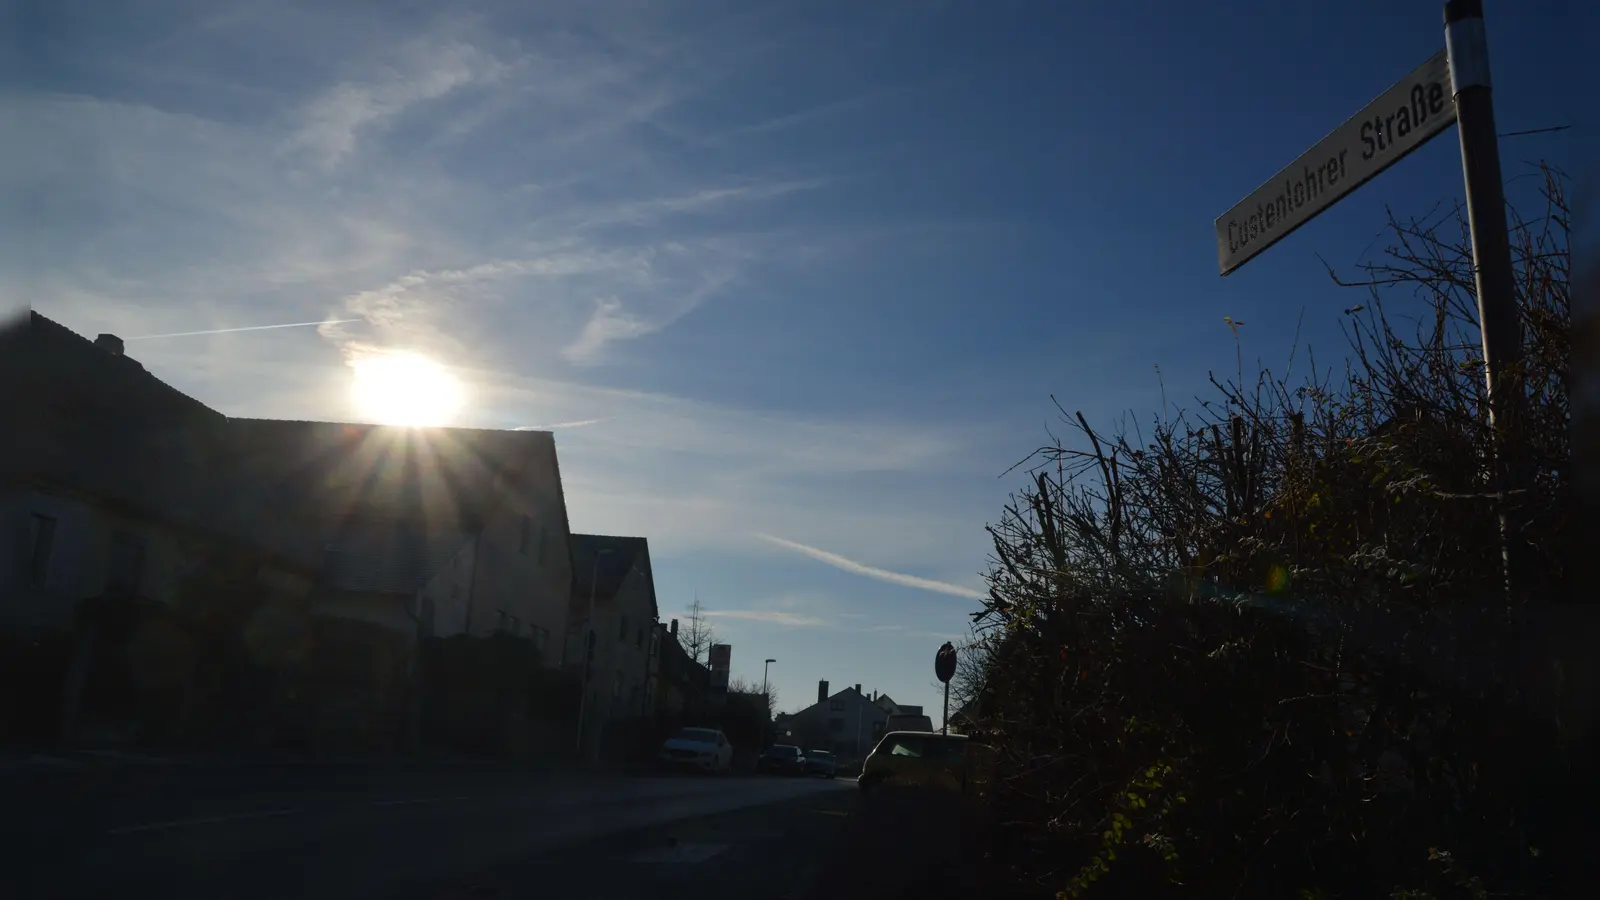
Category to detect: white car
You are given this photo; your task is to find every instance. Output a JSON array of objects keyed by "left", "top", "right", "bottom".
[{"left": 657, "top": 727, "right": 734, "bottom": 774}]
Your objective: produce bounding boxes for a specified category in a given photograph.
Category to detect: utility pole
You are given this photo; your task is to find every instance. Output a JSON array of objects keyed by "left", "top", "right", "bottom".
[{"left": 1445, "top": 0, "right": 1525, "bottom": 599}]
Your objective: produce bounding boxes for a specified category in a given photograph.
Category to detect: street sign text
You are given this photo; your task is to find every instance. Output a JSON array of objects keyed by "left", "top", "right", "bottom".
[{"left": 1216, "top": 50, "right": 1456, "bottom": 276}]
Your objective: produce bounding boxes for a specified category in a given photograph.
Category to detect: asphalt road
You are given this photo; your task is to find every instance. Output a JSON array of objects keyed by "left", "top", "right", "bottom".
[
  {"left": 407, "top": 778, "right": 993, "bottom": 900},
  {"left": 5, "top": 758, "right": 864, "bottom": 900}
]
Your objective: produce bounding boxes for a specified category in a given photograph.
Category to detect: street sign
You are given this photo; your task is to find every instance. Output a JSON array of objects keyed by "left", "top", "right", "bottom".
[
  {"left": 935, "top": 642, "right": 957, "bottom": 684},
  {"left": 708, "top": 643, "right": 731, "bottom": 692},
  {"left": 1216, "top": 49, "right": 1455, "bottom": 276}
]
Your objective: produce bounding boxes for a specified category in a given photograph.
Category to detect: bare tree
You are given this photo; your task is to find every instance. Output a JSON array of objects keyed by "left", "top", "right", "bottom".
[
  {"left": 680, "top": 598, "right": 717, "bottom": 665},
  {"left": 728, "top": 675, "right": 777, "bottom": 713},
  {"left": 948, "top": 632, "right": 997, "bottom": 717}
]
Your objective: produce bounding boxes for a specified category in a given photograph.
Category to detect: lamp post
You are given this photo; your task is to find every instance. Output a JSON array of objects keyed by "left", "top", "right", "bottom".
[{"left": 575, "top": 547, "right": 614, "bottom": 762}]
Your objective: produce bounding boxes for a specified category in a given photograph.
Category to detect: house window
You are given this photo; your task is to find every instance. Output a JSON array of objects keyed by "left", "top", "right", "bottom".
[
  {"left": 518, "top": 515, "right": 532, "bottom": 555},
  {"left": 27, "top": 514, "right": 57, "bottom": 588},
  {"left": 106, "top": 530, "right": 146, "bottom": 597},
  {"left": 829, "top": 717, "right": 845, "bottom": 734},
  {"left": 830, "top": 699, "right": 845, "bottom": 712}
]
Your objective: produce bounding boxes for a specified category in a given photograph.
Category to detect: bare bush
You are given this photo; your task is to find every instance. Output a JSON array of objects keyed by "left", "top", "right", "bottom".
[{"left": 972, "top": 166, "right": 1569, "bottom": 899}]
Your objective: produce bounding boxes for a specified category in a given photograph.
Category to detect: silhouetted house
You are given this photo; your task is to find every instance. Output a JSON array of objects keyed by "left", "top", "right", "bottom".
[
  {"left": 784, "top": 681, "right": 888, "bottom": 758},
  {"left": 0, "top": 314, "right": 322, "bottom": 746},
  {"left": 650, "top": 619, "right": 708, "bottom": 716},
  {"left": 567, "top": 534, "right": 658, "bottom": 760},
  {"left": 216, "top": 420, "right": 577, "bottom": 750},
  {"left": 1, "top": 314, "right": 233, "bottom": 634}
]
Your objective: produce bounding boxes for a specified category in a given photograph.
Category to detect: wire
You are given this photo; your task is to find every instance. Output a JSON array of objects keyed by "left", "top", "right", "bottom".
[{"left": 1498, "top": 124, "right": 1571, "bottom": 138}]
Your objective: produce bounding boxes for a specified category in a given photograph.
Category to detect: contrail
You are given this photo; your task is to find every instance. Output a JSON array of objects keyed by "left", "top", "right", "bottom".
[
  {"left": 124, "top": 319, "right": 360, "bottom": 341},
  {"left": 755, "top": 533, "right": 986, "bottom": 600},
  {"left": 513, "top": 418, "right": 611, "bottom": 431}
]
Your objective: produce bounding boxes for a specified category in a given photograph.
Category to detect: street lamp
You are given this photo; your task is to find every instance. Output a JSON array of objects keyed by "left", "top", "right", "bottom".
[{"left": 575, "top": 546, "right": 615, "bottom": 761}]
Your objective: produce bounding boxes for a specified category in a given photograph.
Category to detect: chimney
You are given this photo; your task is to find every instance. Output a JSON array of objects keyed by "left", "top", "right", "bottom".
[
  {"left": 670, "top": 619, "right": 678, "bottom": 635},
  {"left": 94, "top": 334, "right": 124, "bottom": 356},
  {"left": 818, "top": 680, "right": 829, "bottom": 704},
  {"left": 854, "top": 683, "right": 861, "bottom": 695}
]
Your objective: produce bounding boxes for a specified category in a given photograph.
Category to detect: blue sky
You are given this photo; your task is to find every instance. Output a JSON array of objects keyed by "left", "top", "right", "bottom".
[{"left": 8, "top": 0, "right": 1578, "bottom": 717}]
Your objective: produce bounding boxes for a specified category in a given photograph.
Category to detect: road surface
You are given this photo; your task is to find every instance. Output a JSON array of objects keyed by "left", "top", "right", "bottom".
[{"left": 6, "top": 755, "right": 879, "bottom": 900}]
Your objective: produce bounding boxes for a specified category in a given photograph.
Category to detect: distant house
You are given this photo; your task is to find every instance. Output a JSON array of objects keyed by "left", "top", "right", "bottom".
[
  {"left": 948, "top": 699, "right": 981, "bottom": 734},
  {"left": 568, "top": 534, "right": 658, "bottom": 760},
  {"left": 782, "top": 680, "right": 889, "bottom": 759},
  {"left": 650, "top": 618, "right": 708, "bottom": 717}
]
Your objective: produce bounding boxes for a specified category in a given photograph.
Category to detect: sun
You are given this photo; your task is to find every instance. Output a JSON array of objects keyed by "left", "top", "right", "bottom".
[{"left": 350, "top": 351, "right": 466, "bottom": 427}]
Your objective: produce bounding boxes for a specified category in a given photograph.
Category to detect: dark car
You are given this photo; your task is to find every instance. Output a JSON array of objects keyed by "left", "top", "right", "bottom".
[
  {"left": 804, "top": 749, "right": 837, "bottom": 778},
  {"left": 756, "top": 743, "right": 808, "bottom": 776}
]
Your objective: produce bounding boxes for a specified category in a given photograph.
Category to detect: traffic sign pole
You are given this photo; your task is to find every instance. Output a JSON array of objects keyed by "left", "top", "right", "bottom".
[
  {"left": 1446, "top": 0, "right": 1525, "bottom": 599},
  {"left": 935, "top": 642, "right": 957, "bottom": 736}
]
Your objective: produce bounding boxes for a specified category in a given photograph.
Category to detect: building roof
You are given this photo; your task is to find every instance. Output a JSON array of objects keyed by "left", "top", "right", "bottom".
[
  {"left": 570, "top": 533, "right": 656, "bottom": 620},
  {"left": 3, "top": 312, "right": 229, "bottom": 530},
  {"left": 790, "top": 685, "right": 882, "bottom": 722}
]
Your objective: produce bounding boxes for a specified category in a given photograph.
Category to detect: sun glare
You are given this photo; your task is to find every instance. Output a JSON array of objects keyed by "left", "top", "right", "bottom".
[{"left": 350, "top": 351, "right": 466, "bottom": 427}]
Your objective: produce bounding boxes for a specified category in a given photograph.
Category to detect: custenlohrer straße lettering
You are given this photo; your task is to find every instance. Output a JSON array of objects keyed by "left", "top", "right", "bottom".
[{"left": 1225, "top": 78, "right": 1452, "bottom": 257}]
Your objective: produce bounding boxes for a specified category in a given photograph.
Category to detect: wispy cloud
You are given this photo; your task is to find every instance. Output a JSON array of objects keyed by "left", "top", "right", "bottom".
[
  {"left": 562, "top": 296, "right": 658, "bottom": 363},
  {"left": 755, "top": 533, "right": 986, "bottom": 600},
  {"left": 286, "top": 40, "right": 512, "bottom": 167},
  {"left": 866, "top": 623, "right": 967, "bottom": 642},
  {"left": 705, "top": 609, "right": 828, "bottom": 628}
]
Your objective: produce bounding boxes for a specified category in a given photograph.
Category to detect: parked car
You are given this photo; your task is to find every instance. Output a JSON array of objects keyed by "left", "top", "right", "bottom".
[
  {"left": 857, "top": 731, "right": 979, "bottom": 796},
  {"left": 804, "top": 749, "right": 838, "bottom": 778},
  {"left": 656, "top": 727, "right": 734, "bottom": 774},
  {"left": 756, "top": 743, "right": 808, "bottom": 776}
]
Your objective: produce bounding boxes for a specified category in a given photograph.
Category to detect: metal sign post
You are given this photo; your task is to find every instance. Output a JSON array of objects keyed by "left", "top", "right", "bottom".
[
  {"left": 1444, "top": 0, "right": 1524, "bottom": 598},
  {"left": 935, "top": 642, "right": 957, "bottom": 736}
]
